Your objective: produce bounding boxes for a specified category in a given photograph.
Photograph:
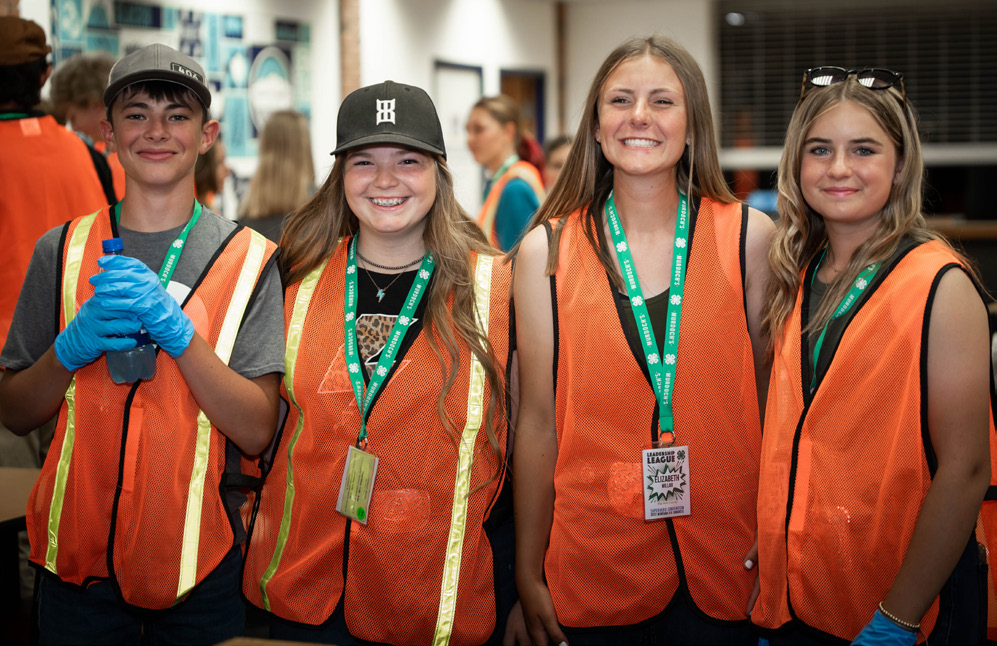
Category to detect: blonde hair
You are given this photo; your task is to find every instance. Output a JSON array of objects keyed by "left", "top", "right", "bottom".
[
  {"left": 239, "top": 111, "right": 315, "bottom": 220},
  {"left": 762, "top": 78, "right": 975, "bottom": 342},
  {"left": 518, "top": 35, "right": 736, "bottom": 287},
  {"left": 281, "top": 153, "right": 507, "bottom": 487}
]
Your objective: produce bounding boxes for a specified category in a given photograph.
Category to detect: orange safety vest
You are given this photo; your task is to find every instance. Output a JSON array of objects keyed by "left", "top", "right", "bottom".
[
  {"left": 753, "top": 241, "right": 997, "bottom": 641},
  {"left": 27, "top": 206, "right": 276, "bottom": 610},
  {"left": 475, "top": 160, "right": 545, "bottom": 247},
  {"left": 244, "top": 243, "right": 512, "bottom": 645},
  {"left": 0, "top": 115, "right": 106, "bottom": 346},
  {"left": 547, "top": 198, "right": 761, "bottom": 627},
  {"left": 94, "top": 140, "right": 128, "bottom": 200}
]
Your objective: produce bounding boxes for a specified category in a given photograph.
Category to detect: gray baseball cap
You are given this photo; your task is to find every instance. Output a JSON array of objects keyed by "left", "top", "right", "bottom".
[
  {"left": 333, "top": 80, "right": 446, "bottom": 159},
  {"left": 103, "top": 43, "right": 211, "bottom": 109}
]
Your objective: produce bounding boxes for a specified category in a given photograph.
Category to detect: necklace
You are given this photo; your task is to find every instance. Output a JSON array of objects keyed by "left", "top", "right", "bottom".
[
  {"left": 357, "top": 248, "right": 424, "bottom": 271},
  {"left": 363, "top": 266, "right": 407, "bottom": 302}
]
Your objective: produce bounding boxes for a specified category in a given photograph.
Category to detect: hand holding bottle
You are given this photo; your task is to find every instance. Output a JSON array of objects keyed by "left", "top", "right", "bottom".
[
  {"left": 92, "top": 254, "right": 195, "bottom": 358},
  {"left": 54, "top": 295, "right": 143, "bottom": 371}
]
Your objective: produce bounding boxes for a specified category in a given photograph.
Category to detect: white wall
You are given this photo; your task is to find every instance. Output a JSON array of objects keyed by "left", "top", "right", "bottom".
[
  {"left": 357, "top": 0, "right": 557, "bottom": 213},
  {"left": 563, "top": 0, "right": 717, "bottom": 137}
]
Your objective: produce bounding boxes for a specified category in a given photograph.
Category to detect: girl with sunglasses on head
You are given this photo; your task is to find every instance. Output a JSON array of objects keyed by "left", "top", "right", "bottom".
[
  {"left": 512, "top": 35, "right": 775, "bottom": 645},
  {"left": 750, "top": 68, "right": 995, "bottom": 645},
  {"left": 242, "top": 81, "right": 519, "bottom": 645}
]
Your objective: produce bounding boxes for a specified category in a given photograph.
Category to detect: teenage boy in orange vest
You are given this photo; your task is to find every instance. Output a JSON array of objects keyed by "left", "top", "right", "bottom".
[{"left": 0, "top": 43, "right": 284, "bottom": 644}]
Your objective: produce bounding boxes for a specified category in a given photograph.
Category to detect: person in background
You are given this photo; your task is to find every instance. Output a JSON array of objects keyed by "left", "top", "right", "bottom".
[
  {"left": 49, "top": 52, "right": 126, "bottom": 201},
  {"left": 752, "top": 67, "right": 992, "bottom": 645},
  {"left": 237, "top": 109, "right": 315, "bottom": 243},
  {"left": 0, "top": 14, "right": 109, "bottom": 616},
  {"left": 195, "top": 132, "right": 230, "bottom": 214},
  {"left": 0, "top": 42, "right": 284, "bottom": 644},
  {"left": 513, "top": 35, "right": 773, "bottom": 645},
  {"left": 466, "top": 95, "right": 544, "bottom": 251},
  {"left": 542, "top": 134, "right": 572, "bottom": 189},
  {"left": 243, "top": 80, "right": 519, "bottom": 645}
]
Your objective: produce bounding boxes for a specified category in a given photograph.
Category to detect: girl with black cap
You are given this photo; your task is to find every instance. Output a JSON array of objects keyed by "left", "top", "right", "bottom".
[{"left": 243, "top": 80, "right": 519, "bottom": 645}]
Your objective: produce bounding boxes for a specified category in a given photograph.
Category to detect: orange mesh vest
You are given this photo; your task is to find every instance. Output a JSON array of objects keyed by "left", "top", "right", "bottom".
[
  {"left": 476, "top": 160, "right": 545, "bottom": 247},
  {"left": 547, "top": 198, "right": 761, "bottom": 627},
  {"left": 27, "top": 206, "right": 277, "bottom": 610},
  {"left": 244, "top": 244, "right": 511, "bottom": 645},
  {"left": 753, "top": 241, "right": 997, "bottom": 641},
  {"left": 1, "top": 115, "right": 106, "bottom": 346},
  {"left": 94, "top": 141, "right": 127, "bottom": 201}
]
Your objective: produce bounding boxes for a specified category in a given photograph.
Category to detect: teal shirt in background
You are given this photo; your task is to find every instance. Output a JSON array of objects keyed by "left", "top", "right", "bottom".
[{"left": 492, "top": 178, "right": 541, "bottom": 252}]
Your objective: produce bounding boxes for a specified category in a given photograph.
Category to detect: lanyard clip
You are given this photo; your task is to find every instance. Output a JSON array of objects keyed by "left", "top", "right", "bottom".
[{"left": 656, "top": 430, "right": 676, "bottom": 449}]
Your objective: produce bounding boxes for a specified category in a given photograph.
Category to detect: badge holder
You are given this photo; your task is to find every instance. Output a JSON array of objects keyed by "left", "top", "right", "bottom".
[
  {"left": 337, "top": 443, "right": 379, "bottom": 524},
  {"left": 642, "top": 430, "right": 691, "bottom": 520}
]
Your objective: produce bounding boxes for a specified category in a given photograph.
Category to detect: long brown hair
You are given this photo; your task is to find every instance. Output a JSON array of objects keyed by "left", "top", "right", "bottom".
[
  {"left": 518, "top": 35, "right": 736, "bottom": 288},
  {"left": 239, "top": 110, "right": 315, "bottom": 220},
  {"left": 762, "top": 78, "right": 976, "bottom": 342},
  {"left": 281, "top": 153, "right": 508, "bottom": 486}
]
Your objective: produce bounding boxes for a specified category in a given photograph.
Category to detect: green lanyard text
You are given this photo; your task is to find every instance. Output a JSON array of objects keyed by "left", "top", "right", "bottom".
[
  {"left": 605, "top": 191, "right": 689, "bottom": 446},
  {"left": 343, "top": 236, "right": 435, "bottom": 446}
]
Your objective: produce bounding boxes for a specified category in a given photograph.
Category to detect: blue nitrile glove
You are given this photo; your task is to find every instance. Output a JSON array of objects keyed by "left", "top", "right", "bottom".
[
  {"left": 852, "top": 610, "right": 917, "bottom": 646},
  {"left": 91, "top": 254, "right": 195, "bottom": 358},
  {"left": 54, "top": 295, "right": 143, "bottom": 371}
]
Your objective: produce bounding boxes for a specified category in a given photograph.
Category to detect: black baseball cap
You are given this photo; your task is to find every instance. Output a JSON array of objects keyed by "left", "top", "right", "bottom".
[
  {"left": 103, "top": 43, "right": 211, "bottom": 109},
  {"left": 333, "top": 80, "right": 446, "bottom": 159}
]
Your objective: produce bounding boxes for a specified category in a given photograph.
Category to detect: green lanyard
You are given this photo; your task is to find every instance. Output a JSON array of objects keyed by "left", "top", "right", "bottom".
[
  {"left": 344, "top": 236, "right": 435, "bottom": 446},
  {"left": 114, "top": 200, "right": 202, "bottom": 288},
  {"left": 484, "top": 155, "right": 518, "bottom": 200},
  {"left": 808, "top": 249, "right": 880, "bottom": 392},
  {"left": 605, "top": 190, "right": 689, "bottom": 446},
  {"left": 0, "top": 113, "right": 30, "bottom": 120}
]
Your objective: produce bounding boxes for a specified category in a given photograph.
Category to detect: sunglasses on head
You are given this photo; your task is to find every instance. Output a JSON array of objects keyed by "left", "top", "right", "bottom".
[{"left": 799, "top": 67, "right": 905, "bottom": 106}]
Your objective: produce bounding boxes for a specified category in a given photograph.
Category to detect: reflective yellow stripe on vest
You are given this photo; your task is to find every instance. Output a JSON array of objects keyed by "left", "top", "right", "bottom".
[
  {"left": 433, "top": 253, "right": 493, "bottom": 645},
  {"left": 258, "top": 257, "right": 328, "bottom": 611},
  {"left": 176, "top": 229, "right": 269, "bottom": 601},
  {"left": 47, "top": 211, "right": 99, "bottom": 572}
]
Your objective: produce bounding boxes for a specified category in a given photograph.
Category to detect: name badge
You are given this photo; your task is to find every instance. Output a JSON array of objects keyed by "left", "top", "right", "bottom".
[
  {"left": 337, "top": 445, "right": 379, "bottom": 524},
  {"left": 642, "top": 445, "right": 691, "bottom": 520}
]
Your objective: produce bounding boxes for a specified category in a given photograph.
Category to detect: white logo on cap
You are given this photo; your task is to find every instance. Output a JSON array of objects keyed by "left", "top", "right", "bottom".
[
  {"left": 376, "top": 99, "right": 396, "bottom": 125},
  {"left": 170, "top": 62, "right": 204, "bottom": 83}
]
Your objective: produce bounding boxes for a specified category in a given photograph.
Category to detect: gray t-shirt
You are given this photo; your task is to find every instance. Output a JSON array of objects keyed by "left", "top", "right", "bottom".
[{"left": 1, "top": 209, "right": 285, "bottom": 379}]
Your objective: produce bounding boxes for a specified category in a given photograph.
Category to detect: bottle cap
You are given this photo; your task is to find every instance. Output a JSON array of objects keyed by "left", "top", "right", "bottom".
[{"left": 102, "top": 238, "right": 124, "bottom": 253}]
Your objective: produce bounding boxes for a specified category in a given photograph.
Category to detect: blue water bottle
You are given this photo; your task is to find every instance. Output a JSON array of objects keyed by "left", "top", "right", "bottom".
[{"left": 102, "top": 238, "right": 157, "bottom": 384}]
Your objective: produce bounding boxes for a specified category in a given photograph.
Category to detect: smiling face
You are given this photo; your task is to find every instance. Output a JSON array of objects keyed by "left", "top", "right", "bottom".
[
  {"left": 466, "top": 107, "right": 515, "bottom": 173},
  {"left": 344, "top": 145, "right": 437, "bottom": 245},
  {"left": 800, "top": 101, "right": 899, "bottom": 236},
  {"left": 100, "top": 88, "right": 216, "bottom": 191},
  {"left": 595, "top": 54, "right": 688, "bottom": 184}
]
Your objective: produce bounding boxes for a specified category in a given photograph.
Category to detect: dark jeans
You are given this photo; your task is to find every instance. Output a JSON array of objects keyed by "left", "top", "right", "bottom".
[
  {"left": 37, "top": 546, "right": 245, "bottom": 646},
  {"left": 561, "top": 592, "right": 756, "bottom": 646}
]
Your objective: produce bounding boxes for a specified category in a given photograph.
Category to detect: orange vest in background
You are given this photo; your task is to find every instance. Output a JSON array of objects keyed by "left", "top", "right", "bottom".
[
  {"left": 27, "top": 207, "right": 276, "bottom": 610},
  {"left": 753, "top": 241, "right": 996, "bottom": 641},
  {"left": 476, "top": 160, "right": 545, "bottom": 247},
  {"left": 244, "top": 244, "right": 512, "bottom": 646},
  {"left": 0, "top": 115, "right": 106, "bottom": 346},
  {"left": 94, "top": 140, "right": 127, "bottom": 200},
  {"left": 547, "top": 198, "right": 761, "bottom": 627}
]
